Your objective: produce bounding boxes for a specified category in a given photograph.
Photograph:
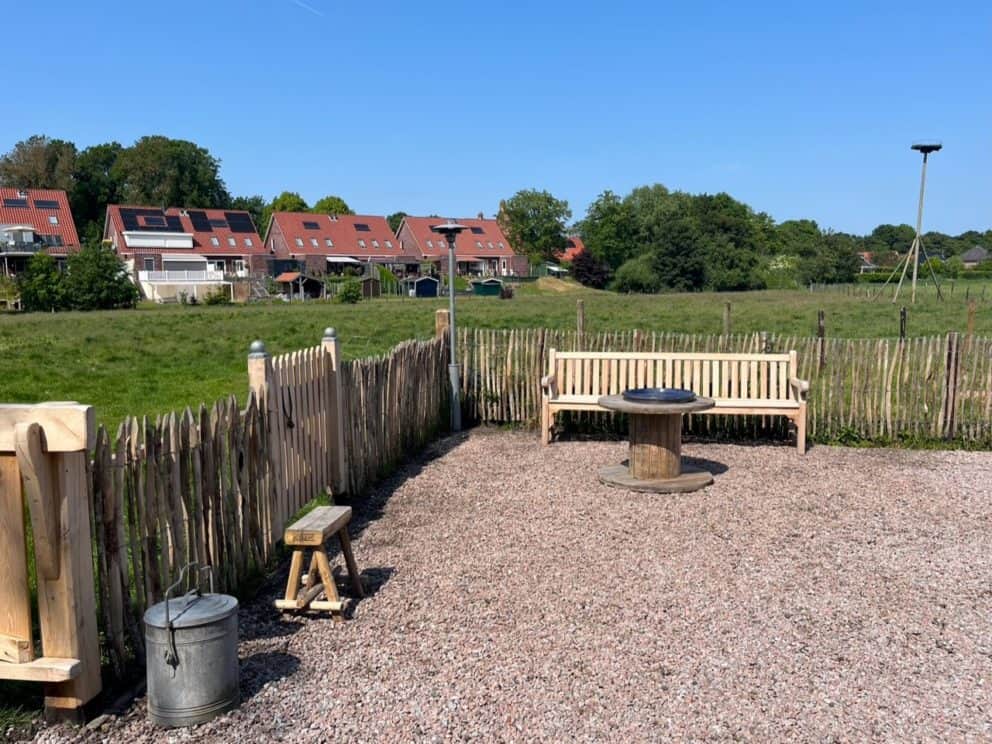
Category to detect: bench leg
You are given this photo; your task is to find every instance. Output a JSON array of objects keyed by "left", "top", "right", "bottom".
[
  {"left": 541, "top": 401, "right": 552, "bottom": 445},
  {"left": 283, "top": 549, "right": 305, "bottom": 604},
  {"left": 337, "top": 528, "right": 365, "bottom": 598},
  {"left": 795, "top": 408, "right": 807, "bottom": 454},
  {"left": 314, "top": 549, "right": 344, "bottom": 622}
]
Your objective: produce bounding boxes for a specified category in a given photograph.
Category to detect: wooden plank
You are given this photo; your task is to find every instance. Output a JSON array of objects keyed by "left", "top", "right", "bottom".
[
  {"left": 0, "top": 453, "right": 33, "bottom": 663},
  {"left": 0, "top": 404, "right": 94, "bottom": 453},
  {"left": 0, "top": 657, "right": 81, "bottom": 683},
  {"left": 284, "top": 505, "right": 353, "bottom": 545},
  {"left": 552, "top": 351, "right": 792, "bottom": 361},
  {"left": 15, "top": 423, "right": 60, "bottom": 579}
]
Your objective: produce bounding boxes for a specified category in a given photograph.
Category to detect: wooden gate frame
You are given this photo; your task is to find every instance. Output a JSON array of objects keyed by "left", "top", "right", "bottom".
[{"left": 0, "top": 403, "right": 102, "bottom": 720}]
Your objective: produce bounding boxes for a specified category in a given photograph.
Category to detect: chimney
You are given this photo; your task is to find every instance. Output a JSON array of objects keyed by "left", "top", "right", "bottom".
[{"left": 477, "top": 211, "right": 484, "bottom": 220}]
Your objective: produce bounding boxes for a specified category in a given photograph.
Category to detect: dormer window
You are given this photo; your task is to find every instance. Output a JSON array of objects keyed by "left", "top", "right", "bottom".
[
  {"left": 295, "top": 238, "right": 304, "bottom": 247},
  {"left": 310, "top": 238, "right": 319, "bottom": 247},
  {"left": 210, "top": 237, "right": 220, "bottom": 246},
  {"left": 228, "top": 237, "right": 236, "bottom": 247},
  {"left": 372, "top": 240, "right": 380, "bottom": 249},
  {"left": 426, "top": 240, "right": 434, "bottom": 249},
  {"left": 358, "top": 239, "right": 366, "bottom": 248},
  {"left": 325, "top": 238, "right": 334, "bottom": 247},
  {"left": 385, "top": 240, "right": 393, "bottom": 249}
]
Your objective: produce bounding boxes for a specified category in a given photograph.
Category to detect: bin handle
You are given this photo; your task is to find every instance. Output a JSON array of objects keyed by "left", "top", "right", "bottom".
[{"left": 162, "top": 563, "right": 216, "bottom": 670}]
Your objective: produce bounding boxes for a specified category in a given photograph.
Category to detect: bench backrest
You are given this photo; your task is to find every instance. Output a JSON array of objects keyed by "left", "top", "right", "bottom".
[{"left": 549, "top": 349, "right": 798, "bottom": 401}]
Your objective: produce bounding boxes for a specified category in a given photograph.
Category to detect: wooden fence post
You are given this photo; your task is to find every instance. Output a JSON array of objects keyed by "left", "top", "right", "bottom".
[
  {"left": 321, "top": 328, "right": 347, "bottom": 497},
  {"left": 248, "top": 341, "right": 285, "bottom": 539},
  {"left": 899, "top": 307, "right": 907, "bottom": 339},
  {"left": 760, "top": 331, "right": 770, "bottom": 354},
  {"left": 576, "top": 299, "right": 585, "bottom": 336},
  {"left": 943, "top": 332, "right": 961, "bottom": 439},
  {"left": 817, "top": 310, "right": 826, "bottom": 371},
  {"left": 723, "top": 302, "right": 731, "bottom": 336},
  {"left": 435, "top": 308, "right": 450, "bottom": 339},
  {"left": 0, "top": 403, "right": 102, "bottom": 721},
  {"left": 966, "top": 300, "right": 976, "bottom": 342}
]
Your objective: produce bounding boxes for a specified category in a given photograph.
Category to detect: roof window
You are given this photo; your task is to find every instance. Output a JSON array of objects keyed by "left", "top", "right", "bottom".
[
  {"left": 210, "top": 236, "right": 220, "bottom": 246},
  {"left": 358, "top": 239, "right": 367, "bottom": 248},
  {"left": 310, "top": 238, "right": 319, "bottom": 247},
  {"left": 244, "top": 238, "right": 253, "bottom": 247},
  {"left": 49, "top": 215, "right": 59, "bottom": 225},
  {"left": 426, "top": 240, "right": 434, "bottom": 249},
  {"left": 295, "top": 238, "right": 304, "bottom": 247},
  {"left": 354, "top": 223, "right": 371, "bottom": 232},
  {"left": 303, "top": 220, "right": 320, "bottom": 230},
  {"left": 228, "top": 237, "right": 236, "bottom": 247},
  {"left": 325, "top": 238, "right": 334, "bottom": 247},
  {"left": 470, "top": 226, "right": 484, "bottom": 234}
]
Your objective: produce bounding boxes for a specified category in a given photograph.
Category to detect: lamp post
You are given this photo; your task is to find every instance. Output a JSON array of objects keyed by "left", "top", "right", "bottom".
[{"left": 431, "top": 221, "right": 466, "bottom": 431}]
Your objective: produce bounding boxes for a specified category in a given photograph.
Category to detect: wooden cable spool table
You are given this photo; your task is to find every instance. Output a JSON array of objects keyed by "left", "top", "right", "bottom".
[{"left": 597, "top": 394, "right": 715, "bottom": 493}]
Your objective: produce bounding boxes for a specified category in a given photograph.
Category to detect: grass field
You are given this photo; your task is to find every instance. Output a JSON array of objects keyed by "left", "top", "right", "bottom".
[{"left": 1, "top": 279, "right": 989, "bottom": 429}]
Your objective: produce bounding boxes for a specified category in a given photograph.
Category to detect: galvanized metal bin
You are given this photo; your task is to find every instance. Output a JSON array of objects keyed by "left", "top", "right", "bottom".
[{"left": 143, "top": 565, "right": 240, "bottom": 727}]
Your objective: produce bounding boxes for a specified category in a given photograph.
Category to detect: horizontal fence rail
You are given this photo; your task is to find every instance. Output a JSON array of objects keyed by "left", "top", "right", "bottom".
[{"left": 458, "top": 327, "right": 992, "bottom": 444}]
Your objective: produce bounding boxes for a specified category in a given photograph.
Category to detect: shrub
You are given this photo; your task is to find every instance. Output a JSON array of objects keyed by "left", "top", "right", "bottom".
[
  {"left": 17, "top": 253, "right": 66, "bottom": 312},
  {"left": 62, "top": 243, "right": 140, "bottom": 310},
  {"left": 336, "top": 279, "right": 362, "bottom": 304},
  {"left": 611, "top": 254, "right": 660, "bottom": 293},
  {"left": 203, "top": 288, "right": 231, "bottom": 305},
  {"left": 571, "top": 249, "right": 611, "bottom": 289}
]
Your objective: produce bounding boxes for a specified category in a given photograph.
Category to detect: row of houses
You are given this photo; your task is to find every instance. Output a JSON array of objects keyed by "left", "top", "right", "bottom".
[{"left": 2, "top": 186, "right": 589, "bottom": 301}]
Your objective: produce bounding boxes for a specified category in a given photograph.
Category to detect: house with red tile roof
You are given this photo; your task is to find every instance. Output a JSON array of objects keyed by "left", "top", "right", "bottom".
[
  {"left": 559, "top": 235, "right": 586, "bottom": 262},
  {"left": 103, "top": 204, "right": 266, "bottom": 302},
  {"left": 264, "top": 213, "right": 413, "bottom": 275},
  {"left": 395, "top": 216, "right": 528, "bottom": 276},
  {"left": 0, "top": 187, "right": 81, "bottom": 275}
]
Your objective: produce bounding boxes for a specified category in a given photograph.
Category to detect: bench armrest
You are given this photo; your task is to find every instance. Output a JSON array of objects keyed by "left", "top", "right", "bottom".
[
  {"left": 540, "top": 373, "right": 558, "bottom": 398},
  {"left": 789, "top": 376, "right": 809, "bottom": 401}
]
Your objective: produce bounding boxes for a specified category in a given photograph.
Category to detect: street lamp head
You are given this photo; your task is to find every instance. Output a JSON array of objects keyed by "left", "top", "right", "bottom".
[
  {"left": 430, "top": 221, "right": 467, "bottom": 240},
  {"left": 911, "top": 141, "right": 942, "bottom": 155}
]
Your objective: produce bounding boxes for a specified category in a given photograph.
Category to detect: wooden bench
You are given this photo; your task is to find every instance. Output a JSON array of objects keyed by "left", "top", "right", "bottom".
[
  {"left": 275, "top": 505, "right": 364, "bottom": 619},
  {"left": 540, "top": 349, "right": 810, "bottom": 452}
]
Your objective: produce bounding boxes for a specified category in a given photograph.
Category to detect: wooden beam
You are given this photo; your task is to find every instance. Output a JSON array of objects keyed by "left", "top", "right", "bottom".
[
  {"left": 0, "top": 454, "right": 33, "bottom": 664},
  {"left": 0, "top": 404, "right": 94, "bottom": 453},
  {"left": 0, "top": 657, "right": 81, "bottom": 683}
]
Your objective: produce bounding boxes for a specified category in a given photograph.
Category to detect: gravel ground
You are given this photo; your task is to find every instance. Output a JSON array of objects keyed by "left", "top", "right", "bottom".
[{"left": 35, "top": 431, "right": 992, "bottom": 743}]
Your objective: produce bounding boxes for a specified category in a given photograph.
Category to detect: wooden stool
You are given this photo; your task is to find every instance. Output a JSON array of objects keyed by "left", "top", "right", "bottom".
[{"left": 274, "top": 506, "right": 364, "bottom": 620}]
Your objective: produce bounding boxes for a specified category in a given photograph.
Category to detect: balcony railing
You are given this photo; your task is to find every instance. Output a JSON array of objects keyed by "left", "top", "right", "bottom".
[
  {"left": 138, "top": 270, "right": 225, "bottom": 282},
  {"left": 0, "top": 242, "right": 45, "bottom": 255}
]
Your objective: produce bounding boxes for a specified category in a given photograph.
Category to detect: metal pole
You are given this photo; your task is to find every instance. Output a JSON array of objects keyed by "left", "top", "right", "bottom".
[
  {"left": 447, "top": 239, "right": 461, "bottom": 431},
  {"left": 910, "top": 152, "right": 929, "bottom": 304}
]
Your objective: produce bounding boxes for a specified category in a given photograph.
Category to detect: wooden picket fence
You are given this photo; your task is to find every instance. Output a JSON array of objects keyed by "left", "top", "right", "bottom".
[
  {"left": 89, "top": 331, "right": 450, "bottom": 675},
  {"left": 458, "top": 327, "right": 992, "bottom": 443}
]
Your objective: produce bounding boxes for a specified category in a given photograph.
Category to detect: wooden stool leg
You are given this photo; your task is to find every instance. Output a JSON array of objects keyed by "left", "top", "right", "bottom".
[
  {"left": 315, "top": 549, "right": 343, "bottom": 622},
  {"left": 283, "top": 549, "right": 305, "bottom": 604},
  {"left": 337, "top": 529, "right": 365, "bottom": 598}
]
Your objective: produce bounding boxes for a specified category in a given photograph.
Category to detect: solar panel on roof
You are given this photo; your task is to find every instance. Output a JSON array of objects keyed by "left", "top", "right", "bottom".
[
  {"left": 165, "top": 215, "right": 183, "bottom": 231},
  {"left": 225, "top": 212, "right": 256, "bottom": 234},
  {"left": 188, "top": 210, "right": 212, "bottom": 232},
  {"left": 303, "top": 221, "right": 320, "bottom": 230},
  {"left": 2, "top": 198, "right": 28, "bottom": 208},
  {"left": 470, "top": 226, "right": 484, "bottom": 234},
  {"left": 208, "top": 218, "right": 228, "bottom": 229},
  {"left": 33, "top": 199, "right": 60, "bottom": 209},
  {"left": 144, "top": 215, "right": 167, "bottom": 227},
  {"left": 354, "top": 223, "right": 371, "bottom": 232}
]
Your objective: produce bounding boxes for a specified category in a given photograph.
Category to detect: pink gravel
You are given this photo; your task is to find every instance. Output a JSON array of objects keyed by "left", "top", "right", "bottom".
[{"left": 37, "top": 431, "right": 992, "bottom": 742}]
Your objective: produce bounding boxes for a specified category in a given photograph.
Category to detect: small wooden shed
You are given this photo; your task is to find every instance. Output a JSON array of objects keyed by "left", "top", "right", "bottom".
[
  {"left": 403, "top": 275, "right": 440, "bottom": 298},
  {"left": 360, "top": 276, "right": 381, "bottom": 298},
  {"left": 471, "top": 278, "right": 503, "bottom": 297}
]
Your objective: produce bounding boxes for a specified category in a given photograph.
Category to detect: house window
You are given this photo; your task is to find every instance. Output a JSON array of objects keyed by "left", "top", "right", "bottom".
[
  {"left": 228, "top": 237, "right": 236, "bottom": 247},
  {"left": 475, "top": 241, "right": 483, "bottom": 248},
  {"left": 325, "top": 238, "right": 334, "bottom": 247},
  {"left": 243, "top": 238, "right": 253, "bottom": 247},
  {"left": 234, "top": 260, "right": 246, "bottom": 273},
  {"left": 358, "top": 239, "right": 366, "bottom": 248},
  {"left": 143, "top": 257, "right": 155, "bottom": 271},
  {"left": 438, "top": 240, "right": 445, "bottom": 248},
  {"left": 426, "top": 240, "right": 434, "bottom": 249},
  {"left": 310, "top": 238, "right": 319, "bottom": 247},
  {"left": 385, "top": 240, "right": 393, "bottom": 249},
  {"left": 498, "top": 242, "right": 505, "bottom": 249},
  {"left": 372, "top": 240, "right": 380, "bottom": 249},
  {"left": 295, "top": 238, "right": 304, "bottom": 247},
  {"left": 487, "top": 242, "right": 494, "bottom": 249},
  {"left": 48, "top": 215, "right": 59, "bottom": 225},
  {"left": 210, "top": 237, "right": 220, "bottom": 246}
]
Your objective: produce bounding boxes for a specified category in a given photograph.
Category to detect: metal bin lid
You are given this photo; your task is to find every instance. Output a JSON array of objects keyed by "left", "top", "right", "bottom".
[{"left": 144, "top": 593, "right": 239, "bottom": 630}]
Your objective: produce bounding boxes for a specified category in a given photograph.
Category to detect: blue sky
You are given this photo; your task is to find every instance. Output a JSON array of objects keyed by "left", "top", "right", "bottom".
[{"left": 5, "top": 0, "right": 989, "bottom": 234}]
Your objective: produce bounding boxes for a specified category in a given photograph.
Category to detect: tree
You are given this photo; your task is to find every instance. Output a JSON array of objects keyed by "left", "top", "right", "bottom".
[
  {"left": 311, "top": 195, "right": 353, "bottom": 216},
  {"left": 17, "top": 253, "right": 66, "bottom": 312},
  {"left": 71, "top": 142, "right": 124, "bottom": 242},
  {"left": 230, "top": 194, "right": 267, "bottom": 234},
  {"left": 580, "top": 190, "right": 634, "bottom": 270},
  {"left": 772, "top": 219, "right": 822, "bottom": 256},
  {"left": 570, "top": 248, "right": 611, "bottom": 289},
  {"left": 498, "top": 190, "right": 571, "bottom": 263},
  {"left": 0, "top": 135, "right": 77, "bottom": 191},
  {"left": 387, "top": 211, "right": 408, "bottom": 233},
  {"left": 62, "top": 243, "right": 140, "bottom": 310},
  {"left": 261, "top": 191, "right": 308, "bottom": 234},
  {"left": 649, "top": 214, "right": 706, "bottom": 292},
  {"left": 112, "top": 136, "right": 230, "bottom": 208}
]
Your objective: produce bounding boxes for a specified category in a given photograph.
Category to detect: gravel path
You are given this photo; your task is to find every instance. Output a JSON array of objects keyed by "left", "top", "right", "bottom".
[{"left": 37, "top": 431, "right": 992, "bottom": 742}]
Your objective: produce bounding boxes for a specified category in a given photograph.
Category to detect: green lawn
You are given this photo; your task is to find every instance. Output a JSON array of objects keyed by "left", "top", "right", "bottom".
[{"left": 1, "top": 279, "right": 989, "bottom": 429}]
